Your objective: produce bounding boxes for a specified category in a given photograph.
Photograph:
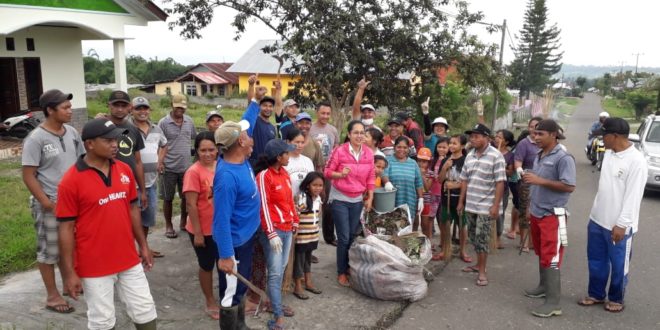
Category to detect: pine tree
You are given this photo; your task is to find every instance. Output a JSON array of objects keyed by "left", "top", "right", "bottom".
[{"left": 508, "top": 0, "right": 563, "bottom": 99}]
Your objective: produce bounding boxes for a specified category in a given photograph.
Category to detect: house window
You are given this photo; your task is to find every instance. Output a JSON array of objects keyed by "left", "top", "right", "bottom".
[
  {"left": 217, "top": 85, "right": 226, "bottom": 96},
  {"left": 6, "top": 38, "right": 15, "bottom": 51},
  {"left": 26, "top": 38, "right": 35, "bottom": 51},
  {"left": 186, "top": 84, "right": 197, "bottom": 96},
  {"left": 165, "top": 87, "right": 171, "bottom": 96}
]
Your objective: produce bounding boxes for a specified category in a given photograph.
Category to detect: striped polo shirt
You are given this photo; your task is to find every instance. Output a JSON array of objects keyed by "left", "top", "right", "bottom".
[
  {"left": 158, "top": 114, "right": 197, "bottom": 173},
  {"left": 459, "top": 145, "right": 506, "bottom": 215}
]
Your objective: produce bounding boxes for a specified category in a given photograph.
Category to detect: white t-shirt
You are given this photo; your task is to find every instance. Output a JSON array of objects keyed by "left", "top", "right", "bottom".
[{"left": 285, "top": 154, "right": 315, "bottom": 197}]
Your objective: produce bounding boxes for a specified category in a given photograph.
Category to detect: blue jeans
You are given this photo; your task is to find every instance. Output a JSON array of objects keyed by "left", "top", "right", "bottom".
[
  {"left": 332, "top": 200, "right": 364, "bottom": 275},
  {"left": 259, "top": 229, "right": 293, "bottom": 319},
  {"left": 587, "top": 220, "right": 634, "bottom": 304},
  {"left": 139, "top": 186, "right": 157, "bottom": 227}
]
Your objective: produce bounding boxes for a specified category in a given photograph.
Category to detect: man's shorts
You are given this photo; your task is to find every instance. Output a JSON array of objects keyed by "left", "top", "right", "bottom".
[
  {"left": 139, "top": 186, "right": 157, "bottom": 228},
  {"left": 159, "top": 171, "right": 185, "bottom": 202},
  {"left": 30, "top": 196, "right": 59, "bottom": 264},
  {"left": 517, "top": 182, "right": 531, "bottom": 229},
  {"left": 465, "top": 212, "right": 493, "bottom": 254}
]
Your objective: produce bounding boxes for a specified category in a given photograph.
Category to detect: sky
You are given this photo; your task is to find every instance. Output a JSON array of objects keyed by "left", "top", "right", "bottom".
[{"left": 82, "top": 0, "right": 659, "bottom": 68}]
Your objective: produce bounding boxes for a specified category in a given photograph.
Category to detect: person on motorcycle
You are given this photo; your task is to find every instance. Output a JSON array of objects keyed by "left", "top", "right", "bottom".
[{"left": 586, "top": 112, "right": 609, "bottom": 154}]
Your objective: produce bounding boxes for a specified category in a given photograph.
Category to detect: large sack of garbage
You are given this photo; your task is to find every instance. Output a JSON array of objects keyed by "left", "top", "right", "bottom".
[{"left": 350, "top": 205, "right": 432, "bottom": 301}]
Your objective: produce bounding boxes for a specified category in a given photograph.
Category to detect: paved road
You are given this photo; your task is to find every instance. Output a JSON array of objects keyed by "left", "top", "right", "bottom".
[{"left": 392, "top": 93, "right": 660, "bottom": 329}]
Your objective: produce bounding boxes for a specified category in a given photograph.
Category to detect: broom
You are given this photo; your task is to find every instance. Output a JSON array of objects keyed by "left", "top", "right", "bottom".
[
  {"left": 281, "top": 233, "right": 297, "bottom": 294},
  {"left": 441, "top": 186, "right": 452, "bottom": 262}
]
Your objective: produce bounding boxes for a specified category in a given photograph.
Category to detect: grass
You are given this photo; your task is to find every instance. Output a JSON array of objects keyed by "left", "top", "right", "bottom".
[
  {"left": 602, "top": 98, "right": 635, "bottom": 120},
  {"left": 0, "top": 159, "right": 36, "bottom": 276},
  {"left": 555, "top": 97, "right": 580, "bottom": 115},
  {"left": 0, "top": 0, "right": 127, "bottom": 13}
]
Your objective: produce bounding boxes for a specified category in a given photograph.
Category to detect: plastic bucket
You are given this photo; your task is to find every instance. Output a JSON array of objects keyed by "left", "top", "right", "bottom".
[{"left": 373, "top": 187, "right": 397, "bottom": 213}]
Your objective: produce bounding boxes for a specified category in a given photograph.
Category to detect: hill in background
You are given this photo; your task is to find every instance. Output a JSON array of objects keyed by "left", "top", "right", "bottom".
[{"left": 559, "top": 64, "right": 660, "bottom": 78}]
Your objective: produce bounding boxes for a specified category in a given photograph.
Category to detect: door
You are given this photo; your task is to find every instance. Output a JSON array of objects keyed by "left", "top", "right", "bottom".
[
  {"left": 0, "top": 58, "right": 19, "bottom": 120},
  {"left": 23, "top": 58, "right": 43, "bottom": 111}
]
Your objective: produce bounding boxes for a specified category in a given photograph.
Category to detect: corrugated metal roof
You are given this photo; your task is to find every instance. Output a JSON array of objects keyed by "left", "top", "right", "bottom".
[
  {"left": 200, "top": 63, "right": 239, "bottom": 84},
  {"left": 176, "top": 72, "right": 229, "bottom": 85},
  {"left": 227, "top": 40, "right": 294, "bottom": 74}
]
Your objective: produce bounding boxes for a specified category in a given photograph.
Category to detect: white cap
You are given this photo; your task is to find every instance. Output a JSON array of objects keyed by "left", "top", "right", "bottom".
[
  {"left": 361, "top": 104, "right": 376, "bottom": 112},
  {"left": 599, "top": 111, "right": 610, "bottom": 118},
  {"left": 431, "top": 116, "right": 449, "bottom": 128}
]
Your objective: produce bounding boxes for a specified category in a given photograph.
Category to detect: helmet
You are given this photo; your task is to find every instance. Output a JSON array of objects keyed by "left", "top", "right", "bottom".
[
  {"left": 599, "top": 112, "right": 610, "bottom": 118},
  {"left": 417, "top": 147, "right": 432, "bottom": 160}
]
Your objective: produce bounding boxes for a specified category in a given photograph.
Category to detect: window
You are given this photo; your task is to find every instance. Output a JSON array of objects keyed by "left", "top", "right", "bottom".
[
  {"left": 217, "top": 85, "right": 226, "bottom": 96},
  {"left": 185, "top": 84, "right": 197, "bottom": 96},
  {"left": 26, "top": 38, "right": 35, "bottom": 51},
  {"left": 5, "top": 38, "right": 15, "bottom": 51},
  {"left": 165, "top": 87, "right": 171, "bottom": 96}
]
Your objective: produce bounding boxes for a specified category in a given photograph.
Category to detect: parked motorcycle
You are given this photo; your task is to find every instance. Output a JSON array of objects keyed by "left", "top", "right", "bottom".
[
  {"left": 585, "top": 135, "right": 605, "bottom": 170},
  {"left": 0, "top": 110, "right": 40, "bottom": 138}
]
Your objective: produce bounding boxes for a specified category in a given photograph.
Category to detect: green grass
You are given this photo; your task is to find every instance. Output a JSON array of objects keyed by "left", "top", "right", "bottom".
[
  {"left": 0, "top": 0, "right": 127, "bottom": 13},
  {"left": 602, "top": 98, "right": 635, "bottom": 119},
  {"left": 0, "top": 159, "right": 36, "bottom": 276},
  {"left": 555, "top": 97, "right": 580, "bottom": 115}
]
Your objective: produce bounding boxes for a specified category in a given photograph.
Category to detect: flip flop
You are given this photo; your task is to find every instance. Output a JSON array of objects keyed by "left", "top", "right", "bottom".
[
  {"left": 462, "top": 265, "right": 479, "bottom": 273},
  {"left": 311, "top": 255, "right": 319, "bottom": 263},
  {"left": 206, "top": 308, "right": 220, "bottom": 320},
  {"left": 578, "top": 296, "right": 605, "bottom": 306},
  {"left": 431, "top": 253, "right": 444, "bottom": 261},
  {"left": 506, "top": 232, "right": 516, "bottom": 239},
  {"left": 151, "top": 250, "right": 164, "bottom": 258},
  {"left": 165, "top": 229, "right": 178, "bottom": 239},
  {"left": 264, "top": 303, "right": 295, "bottom": 317},
  {"left": 604, "top": 301, "right": 624, "bottom": 313},
  {"left": 476, "top": 277, "right": 489, "bottom": 286},
  {"left": 293, "top": 291, "right": 309, "bottom": 300},
  {"left": 46, "top": 304, "right": 75, "bottom": 314},
  {"left": 460, "top": 255, "right": 473, "bottom": 263},
  {"left": 304, "top": 286, "right": 322, "bottom": 294}
]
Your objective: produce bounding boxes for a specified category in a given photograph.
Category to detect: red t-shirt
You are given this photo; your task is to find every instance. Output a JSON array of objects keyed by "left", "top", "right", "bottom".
[
  {"left": 56, "top": 157, "right": 139, "bottom": 278},
  {"left": 183, "top": 162, "right": 215, "bottom": 236}
]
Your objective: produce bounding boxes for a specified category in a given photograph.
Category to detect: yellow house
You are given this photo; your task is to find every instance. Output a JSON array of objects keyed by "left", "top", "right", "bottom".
[
  {"left": 149, "top": 63, "right": 239, "bottom": 97},
  {"left": 228, "top": 40, "right": 300, "bottom": 98}
]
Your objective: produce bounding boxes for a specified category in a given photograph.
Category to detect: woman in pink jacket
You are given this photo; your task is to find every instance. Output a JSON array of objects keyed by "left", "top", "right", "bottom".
[{"left": 324, "top": 120, "right": 375, "bottom": 287}]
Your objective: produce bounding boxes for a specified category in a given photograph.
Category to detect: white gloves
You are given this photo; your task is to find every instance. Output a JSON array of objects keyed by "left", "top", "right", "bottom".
[
  {"left": 269, "top": 236, "right": 283, "bottom": 254},
  {"left": 421, "top": 97, "right": 430, "bottom": 115},
  {"left": 384, "top": 182, "right": 394, "bottom": 192},
  {"left": 417, "top": 198, "right": 424, "bottom": 213}
]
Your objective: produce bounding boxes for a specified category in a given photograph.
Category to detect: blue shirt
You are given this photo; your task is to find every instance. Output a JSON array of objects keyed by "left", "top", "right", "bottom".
[
  {"left": 383, "top": 156, "right": 423, "bottom": 216},
  {"left": 529, "top": 144, "right": 576, "bottom": 218},
  {"left": 212, "top": 157, "right": 261, "bottom": 258},
  {"left": 242, "top": 101, "right": 276, "bottom": 164}
]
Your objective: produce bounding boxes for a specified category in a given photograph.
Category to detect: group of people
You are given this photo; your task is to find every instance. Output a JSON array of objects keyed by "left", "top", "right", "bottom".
[{"left": 20, "top": 75, "right": 647, "bottom": 330}]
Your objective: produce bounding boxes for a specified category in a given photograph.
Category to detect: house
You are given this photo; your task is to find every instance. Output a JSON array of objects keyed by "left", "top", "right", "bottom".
[
  {"left": 0, "top": 0, "right": 166, "bottom": 128},
  {"left": 150, "top": 63, "right": 239, "bottom": 98},
  {"left": 227, "top": 40, "right": 300, "bottom": 97}
]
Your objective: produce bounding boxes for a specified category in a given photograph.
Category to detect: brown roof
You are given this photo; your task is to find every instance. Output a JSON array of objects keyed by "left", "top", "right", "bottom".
[
  {"left": 199, "top": 63, "right": 239, "bottom": 84},
  {"left": 177, "top": 72, "right": 230, "bottom": 85},
  {"left": 142, "top": 0, "right": 168, "bottom": 21}
]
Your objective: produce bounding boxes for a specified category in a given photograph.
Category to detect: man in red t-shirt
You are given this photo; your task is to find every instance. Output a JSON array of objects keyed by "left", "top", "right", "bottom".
[{"left": 56, "top": 118, "right": 157, "bottom": 330}]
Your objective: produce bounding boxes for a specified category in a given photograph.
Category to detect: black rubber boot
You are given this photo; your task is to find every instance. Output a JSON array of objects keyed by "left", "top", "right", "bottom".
[
  {"left": 134, "top": 319, "right": 157, "bottom": 330},
  {"left": 531, "top": 268, "right": 562, "bottom": 318},
  {"left": 524, "top": 265, "right": 546, "bottom": 298},
  {"left": 220, "top": 306, "right": 238, "bottom": 330},
  {"left": 237, "top": 298, "right": 252, "bottom": 330}
]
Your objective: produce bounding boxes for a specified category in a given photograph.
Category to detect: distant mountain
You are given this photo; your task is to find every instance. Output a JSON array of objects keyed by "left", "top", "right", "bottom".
[{"left": 558, "top": 64, "right": 660, "bottom": 79}]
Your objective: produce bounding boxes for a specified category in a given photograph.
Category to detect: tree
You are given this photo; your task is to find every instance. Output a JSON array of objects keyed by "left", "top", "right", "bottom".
[
  {"left": 82, "top": 55, "right": 189, "bottom": 85},
  {"left": 575, "top": 76, "right": 587, "bottom": 91},
  {"left": 594, "top": 73, "right": 613, "bottom": 96},
  {"left": 643, "top": 76, "right": 660, "bottom": 111},
  {"left": 166, "top": 0, "right": 497, "bottom": 130},
  {"left": 507, "top": 0, "right": 563, "bottom": 100},
  {"left": 626, "top": 89, "right": 655, "bottom": 120}
]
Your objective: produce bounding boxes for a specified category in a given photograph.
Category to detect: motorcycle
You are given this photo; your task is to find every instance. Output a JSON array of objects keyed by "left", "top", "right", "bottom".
[
  {"left": 0, "top": 110, "right": 41, "bottom": 138},
  {"left": 585, "top": 135, "right": 605, "bottom": 171}
]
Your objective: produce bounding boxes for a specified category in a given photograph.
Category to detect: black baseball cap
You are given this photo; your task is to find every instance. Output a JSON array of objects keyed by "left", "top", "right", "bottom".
[
  {"left": 39, "top": 89, "right": 72, "bottom": 109},
  {"left": 108, "top": 90, "right": 131, "bottom": 104},
  {"left": 387, "top": 116, "right": 403, "bottom": 126},
  {"left": 593, "top": 117, "right": 630, "bottom": 136},
  {"left": 260, "top": 96, "right": 276, "bottom": 106},
  {"left": 395, "top": 111, "right": 411, "bottom": 120},
  {"left": 464, "top": 123, "right": 492, "bottom": 137},
  {"left": 81, "top": 118, "right": 128, "bottom": 141},
  {"left": 535, "top": 119, "right": 566, "bottom": 140},
  {"left": 265, "top": 139, "right": 295, "bottom": 159}
]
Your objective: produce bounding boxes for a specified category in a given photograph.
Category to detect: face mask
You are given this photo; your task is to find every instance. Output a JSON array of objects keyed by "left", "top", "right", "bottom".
[{"left": 362, "top": 118, "right": 374, "bottom": 126}]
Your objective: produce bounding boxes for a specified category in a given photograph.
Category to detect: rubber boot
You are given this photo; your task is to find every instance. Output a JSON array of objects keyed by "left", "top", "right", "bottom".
[
  {"left": 524, "top": 265, "right": 546, "bottom": 298},
  {"left": 531, "top": 268, "right": 562, "bottom": 318},
  {"left": 134, "top": 319, "right": 157, "bottom": 330},
  {"left": 220, "top": 306, "right": 238, "bottom": 330},
  {"left": 237, "top": 298, "right": 252, "bottom": 330}
]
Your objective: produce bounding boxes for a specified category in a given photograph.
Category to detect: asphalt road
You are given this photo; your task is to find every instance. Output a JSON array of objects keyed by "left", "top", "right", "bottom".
[{"left": 392, "top": 93, "right": 660, "bottom": 329}]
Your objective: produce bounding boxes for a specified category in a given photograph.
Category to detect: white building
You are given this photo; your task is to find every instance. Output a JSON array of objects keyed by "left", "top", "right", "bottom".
[{"left": 0, "top": 0, "right": 166, "bottom": 128}]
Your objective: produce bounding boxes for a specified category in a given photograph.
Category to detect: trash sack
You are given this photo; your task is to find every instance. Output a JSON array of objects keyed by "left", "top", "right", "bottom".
[
  {"left": 349, "top": 235, "right": 428, "bottom": 301},
  {"left": 362, "top": 204, "right": 413, "bottom": 238},
  {"left": 392, "top": 232, "right": 433, "bottom": 266}
]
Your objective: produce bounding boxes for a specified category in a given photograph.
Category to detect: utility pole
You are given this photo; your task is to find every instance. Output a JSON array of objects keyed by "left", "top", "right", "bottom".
[
  {"left": 493, "top": 19, "right": 506, "bottom": 130},
  {"left": 632, "top": 52, "right": 644, "bottom": 74}
]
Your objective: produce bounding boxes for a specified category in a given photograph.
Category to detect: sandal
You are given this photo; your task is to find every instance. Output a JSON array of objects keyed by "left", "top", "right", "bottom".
[
  {"left": 293, "top": 291, "right": 309, "bottom": 300},
  {"left": 431, "top": 252, "right": 444, "bottom": 261},
  {"left": 206, "top": 308, "right": 220, "bottom": 320},
  {"left": 460, "top": 255, "right": 473, "bottom": 263},
  {"left": 506, "top": 232, "right": 516, "bottom": 239},
  {"left": 337, "top": 274, "right": 350, "bottom": 287},
  {"left": 151, "top": 250, "right": 164, "bottom": 258},
  {"left": 45, "top": 304, "right": 75, "bottom": 314},
  {"left": 305, "top": 286, "right": 322, "bottom": 294},
  {"left": 268, "top": 319, "right": 285, "bottom": 330},
  {"left": 264, "top": 303, "right": 295, "bottom": 317},
  {"left": 577, "top": 296, "right": 604, "bottom": 306},
  {"left": 461, "top": 265, "right": 479, "bottom": 273},
  {"left": 476, "top": 277, "right": 489, "bottom": 286},
  {"left": 311, "top": 255, "right": 319, "bottom": 264},
  {"left": 604, "top": 301, "right": 624, "bottom": 313},
  {"left": 165, "top": 229, "right": 178, "bottom": 239}
]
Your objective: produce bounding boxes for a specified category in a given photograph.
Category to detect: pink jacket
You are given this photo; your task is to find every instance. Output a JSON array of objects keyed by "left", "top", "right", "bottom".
[{"left": 324, "top": 143, "right": 376, "bottom": 198}]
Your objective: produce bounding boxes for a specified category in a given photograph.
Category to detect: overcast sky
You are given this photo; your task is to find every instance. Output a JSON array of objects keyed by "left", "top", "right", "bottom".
[{"left": 83, "top": 0, "right": 659, "bottom": 68}]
